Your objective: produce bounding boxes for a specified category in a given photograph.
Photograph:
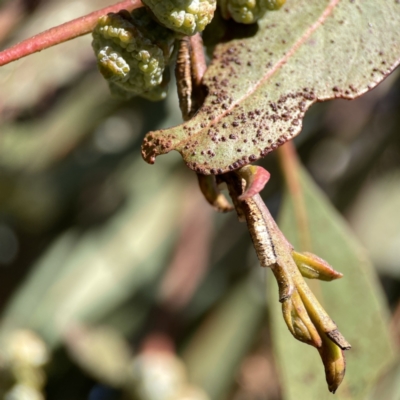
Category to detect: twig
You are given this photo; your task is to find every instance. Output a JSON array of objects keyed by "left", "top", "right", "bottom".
[
  {"left": 0, "top": 0, "right": 143, "bottom": 67},
  {"left": 223, "top": 172, "right": 295, "bottom": 301},
  {"left": 223, "top": 170, "right": 349, "bottom": 392}
]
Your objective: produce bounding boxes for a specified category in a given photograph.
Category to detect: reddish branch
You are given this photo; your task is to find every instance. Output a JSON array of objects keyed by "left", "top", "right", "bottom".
[{"left": 0, "top": 0, "right": 143, "bottom": 67}]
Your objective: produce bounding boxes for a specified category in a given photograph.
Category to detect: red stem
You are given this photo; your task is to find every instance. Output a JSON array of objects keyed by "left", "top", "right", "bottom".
[{"left": 0, "top": 0, "right": 143, "bottom": 67}]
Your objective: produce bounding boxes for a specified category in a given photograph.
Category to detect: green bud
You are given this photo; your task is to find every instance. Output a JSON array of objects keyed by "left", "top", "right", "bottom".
[
  {"left": 292, "top": 251, "right": 343, "bottom": 281},
  {"left": 142, "top": 0, "right": 217, "bottom": 36},
  {"left": 318, "top": 333, "right": 347, "bottom": 394},
  {"left": 282, "top": 290, "right": 322, "bottom": 348},
  {"left": 218, "top": 0, "right": 286, "bottom": 24}
]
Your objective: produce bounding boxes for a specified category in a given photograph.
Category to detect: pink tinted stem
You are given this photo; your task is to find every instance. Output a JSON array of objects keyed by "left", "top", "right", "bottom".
[{"left": 0, "top": 0, "right": 143, "bottom": 66}]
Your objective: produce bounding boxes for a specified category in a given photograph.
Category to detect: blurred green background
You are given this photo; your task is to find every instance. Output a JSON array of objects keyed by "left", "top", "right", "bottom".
[{"left": 0, "top": 1, "right": 400, "bottom": 399}]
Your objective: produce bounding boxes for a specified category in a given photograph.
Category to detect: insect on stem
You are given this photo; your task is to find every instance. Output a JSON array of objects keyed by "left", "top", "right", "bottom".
[
  {"left": 175, "top": 37, "right": 193, "bottom": 122},
  {"left": 175, "top": 33, "right": 207, "bottom": 121}
]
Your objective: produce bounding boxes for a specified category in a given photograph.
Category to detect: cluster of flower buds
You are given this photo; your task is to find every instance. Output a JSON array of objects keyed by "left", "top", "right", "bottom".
[
  {"left": 92, "top": 0, "right": 286, "bottom": 101},
  {"left": 218, "top": 0, "right": 286, "bottom": 24},
  {"left": 92, "top": 9, "right": 175, "bottom": 101},
  {"left": 142, "top": 0, "right": 217, "bottom": 36}
]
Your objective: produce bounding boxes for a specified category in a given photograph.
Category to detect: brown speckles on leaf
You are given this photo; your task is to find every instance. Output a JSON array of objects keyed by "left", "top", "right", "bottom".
[{"left": 141, "top": 0, "right": 400, "bottom": 175}]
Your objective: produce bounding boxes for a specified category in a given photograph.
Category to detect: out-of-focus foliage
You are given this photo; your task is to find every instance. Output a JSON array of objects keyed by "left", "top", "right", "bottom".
[{"left": 0, "top": 1, "right": 400, "bottom": 400}]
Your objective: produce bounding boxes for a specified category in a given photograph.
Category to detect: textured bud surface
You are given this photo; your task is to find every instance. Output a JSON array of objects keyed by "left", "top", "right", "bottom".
[
  {"left": 142, "top": 0, "right": 216, "bottom": 35},
  {"left": 219, "top": 0, "right": 286, "bottom": 24},
  {"left": 92, "top": 9, "right": 175, "bottom": 100}
]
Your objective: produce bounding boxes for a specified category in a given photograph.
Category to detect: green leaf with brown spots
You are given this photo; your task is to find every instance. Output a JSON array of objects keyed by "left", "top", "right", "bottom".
[
  {"left": 268, "top": 165, "right": 394, "bottom": 399},
  {"left": 141, "top": 0, "right": 400, "bottom": 174}
]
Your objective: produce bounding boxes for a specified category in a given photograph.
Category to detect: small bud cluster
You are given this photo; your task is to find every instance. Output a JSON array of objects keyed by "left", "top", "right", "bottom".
[
  {"left": 92, "top": 0, "right": 286, "bottom": 100},
  {"left": 218, "top": 0, "right": 286, "bottom": 24},
  {"left": 142, "top": 0, "right": 217, "bottom": 36},
  {"left": 92, "top": 9, "right": 175, "bottom": 101}
]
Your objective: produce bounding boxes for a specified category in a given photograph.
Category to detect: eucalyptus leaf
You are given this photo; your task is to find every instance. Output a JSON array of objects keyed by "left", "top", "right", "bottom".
[
  {"left": 269, "top": 165, "right": 394, "bottom": 399},
  {"left": 348, "top": 170, "right": 400, "bottom": 279},
  {"left": 142, "top": 0, "right": 400, "bottom": 174}
]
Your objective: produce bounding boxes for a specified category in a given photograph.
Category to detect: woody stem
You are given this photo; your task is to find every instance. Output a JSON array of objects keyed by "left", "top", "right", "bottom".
[{"left": 0, "top": 0, "right": 143, "bottom": 66}]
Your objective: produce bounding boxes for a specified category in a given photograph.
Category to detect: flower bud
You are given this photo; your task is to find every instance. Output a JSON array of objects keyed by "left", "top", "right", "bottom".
[
  {"left": 292, "top": 251, "right": 343, "bottom": 281},
  {"left": 282, "top": 290, "right": 322, "bottom": 348},
  {"left": 92, "top": 9, "right": 175, "bottom": 100},
  {"left": 318, "top": 333, "right": 346, "bottom": 393},
  {"left": 218, "top": 0, "right": 286, "bottom": 24},
  {"left": 143, "top": 0, "right": 217, "bottom": 36}
]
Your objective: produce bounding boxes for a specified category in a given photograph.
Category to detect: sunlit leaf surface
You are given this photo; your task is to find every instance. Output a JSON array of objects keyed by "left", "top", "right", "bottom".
[{"left": 142, "top": 0, "right": 400, "bottom": 174}]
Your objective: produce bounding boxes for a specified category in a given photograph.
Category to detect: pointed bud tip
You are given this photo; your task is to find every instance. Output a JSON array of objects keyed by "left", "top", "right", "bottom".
[
  {"left": 319, "top": 337, "right": 346, "bottom": 394},
  {"left": 331, "top": 270, "right": 344, "bottom": 279},
  {"left": 293, "top": 251, "right": 343, "bottom": 281}
]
